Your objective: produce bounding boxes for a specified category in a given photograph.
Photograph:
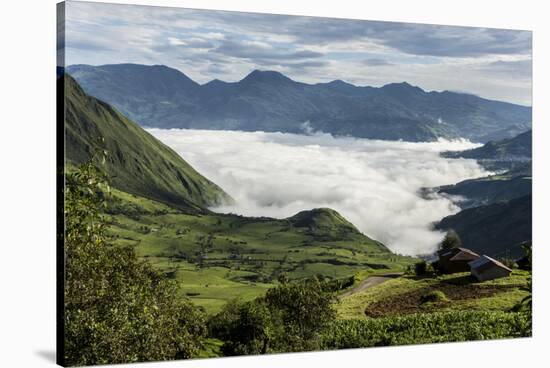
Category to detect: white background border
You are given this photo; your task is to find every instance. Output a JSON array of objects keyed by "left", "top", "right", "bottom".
[{"left": 1, "top": 0, "right": 548, "bottom": 367}]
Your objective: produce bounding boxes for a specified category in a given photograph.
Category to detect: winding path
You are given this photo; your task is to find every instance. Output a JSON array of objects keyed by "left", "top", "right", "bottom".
[{"left": 339, "top": 273, "right": 403, "bottom": 298}]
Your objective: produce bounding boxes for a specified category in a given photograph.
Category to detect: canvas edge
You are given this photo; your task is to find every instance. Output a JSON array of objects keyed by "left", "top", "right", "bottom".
[{"left": 56, "top": 1, "right": 66, "bottom": 367}]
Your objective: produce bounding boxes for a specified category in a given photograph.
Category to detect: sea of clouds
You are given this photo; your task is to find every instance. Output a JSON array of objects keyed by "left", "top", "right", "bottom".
[{"left": 148, "top": 128, "right": 488, "bottom": 255}]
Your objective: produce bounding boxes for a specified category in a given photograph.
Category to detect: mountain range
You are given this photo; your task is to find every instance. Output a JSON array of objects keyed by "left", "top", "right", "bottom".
[{"left": 66, "top": 64, "right": 531, "bottom": 143}]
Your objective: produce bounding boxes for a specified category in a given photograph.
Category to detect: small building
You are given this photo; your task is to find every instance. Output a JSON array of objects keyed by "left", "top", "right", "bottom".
[
  {"left": 469, "top": 255, "right": 512, "bottom": 281},
  {"left": 434, "top": 247, "right": 480, "bottom": 274}
]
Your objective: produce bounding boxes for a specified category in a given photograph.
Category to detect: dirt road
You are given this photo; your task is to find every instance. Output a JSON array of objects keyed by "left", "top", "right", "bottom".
[{"left": 339, "top": 273, "right": 403, "bottom": 298}]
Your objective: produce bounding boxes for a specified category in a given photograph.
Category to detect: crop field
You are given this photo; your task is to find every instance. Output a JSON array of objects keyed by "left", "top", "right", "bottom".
[
  {"left": 323, "top": 310, "right": 531, "bottom": 349},
  {"left": 104, "top": 188, "right": 416, "bottom": 313}
]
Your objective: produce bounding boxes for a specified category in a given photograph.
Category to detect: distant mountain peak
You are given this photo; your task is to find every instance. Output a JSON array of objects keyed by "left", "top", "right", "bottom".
[
  {"left": 242, "top": 69, "right": 293, "bottom": 84},
  {"left": 203, "top": 78, "right": 229, "bottom": 87},
  {"left": 382, "top": 81, "right": 423, "bottom": 91},
  {"left": 325, "top": 79, "right": 356, "bottom": 88}
]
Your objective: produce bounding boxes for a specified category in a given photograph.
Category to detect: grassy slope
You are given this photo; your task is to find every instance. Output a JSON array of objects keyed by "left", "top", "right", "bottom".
[
  {"left": 337, "top": 271, "right": 530, "bottom": 320},
  {"left": 105, "top": 188, "right": 415, "bottom": 314},
  {"left": 64, "top": 75, "right": 231, "bottom": 212}
]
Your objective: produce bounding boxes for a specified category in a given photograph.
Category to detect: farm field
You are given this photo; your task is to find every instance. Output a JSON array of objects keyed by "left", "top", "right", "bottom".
[
  {"left": 337, "top": 271, "right": 531, "bottom": 319},
  {"left": 105, "top": 188, "right": 416, "bottom": 313}
]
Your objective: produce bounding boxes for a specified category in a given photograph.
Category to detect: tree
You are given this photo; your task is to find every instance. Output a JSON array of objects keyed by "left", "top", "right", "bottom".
[
  {"left": 439, "top": 229, "right": 462, "bottom": 250},
  {"left": 208, "top": 299, "right": 279, "bottom": 356},
  {"left": 210, "top": 276, "right": 337, "bottom": 355},
  {"left": 264, "top": 277, "right": 337, "bottom": 352},
  {"left": 63, "top": 160, "right": 206, "bottom": 366}
]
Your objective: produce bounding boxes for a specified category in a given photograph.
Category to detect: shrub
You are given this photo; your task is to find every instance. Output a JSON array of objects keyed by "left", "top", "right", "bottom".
[
  {"left": 420, "top": 290, "right": 449, "bottom": 304},
  {"left": 264, "top": 277, "right": 337, "bottom": 352},
  {"left": 499, "top": 258, "right": 517, "bottom": 269},
  {"left": 414, "top": 261, "right": 427, "bottom": 275},
  {"left": 439, "top": 230, "right": 462, "bottom": 250},
  {"left": 208, "top": 299, "right": 278, "bottom": 356},
  {"left": 412, "top": 261, "right": 435, "bottom": 276}
]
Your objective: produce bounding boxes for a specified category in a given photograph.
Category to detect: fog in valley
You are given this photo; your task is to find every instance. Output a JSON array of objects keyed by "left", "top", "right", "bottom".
[{"left": 149, "top": 128, "right": 488, "bottom": 255}]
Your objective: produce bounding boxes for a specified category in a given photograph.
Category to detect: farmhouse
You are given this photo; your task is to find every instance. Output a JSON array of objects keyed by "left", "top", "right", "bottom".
[
  {"left": 469, "top": 255, "right": 512, "bottom": 281},
  {"left": 434, "top": 247, "right": 480, "bottom": 274}
]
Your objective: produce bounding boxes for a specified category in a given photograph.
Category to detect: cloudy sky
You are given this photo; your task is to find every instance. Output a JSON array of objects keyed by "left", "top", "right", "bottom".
[{"left": 62, "top": 1, "right": 532, "bottom": 105}]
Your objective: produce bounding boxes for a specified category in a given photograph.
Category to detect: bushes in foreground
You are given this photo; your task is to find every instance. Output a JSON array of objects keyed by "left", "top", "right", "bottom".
[
  {"left": 321, "top": 310, "right": 531, "bottom": 350},
  {"left": 209, "top": 276, "right": 337, "bottom": 355},
  {"left": 64, "top": 161, "right": 207, "bottom": 366}
]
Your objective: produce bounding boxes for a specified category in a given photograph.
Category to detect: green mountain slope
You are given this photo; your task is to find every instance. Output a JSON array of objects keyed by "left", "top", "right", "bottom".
[
  {"left": 63, "top": 75, "right": 232, "bottom": 212},
  {"left": 437, "top": 174, "right": 532, "bottom": 209},
  {"left": 105, "top": 189, "right": 408, "bottom": 313},
  {"left": 289, "top": 208, "right": 387, "bottom": 248},
  {"left": 443, "top": 130, "right": 531, "bottom": 171},
  {"left": 436, "top": 194, "right": 532, "bottom": 258}
]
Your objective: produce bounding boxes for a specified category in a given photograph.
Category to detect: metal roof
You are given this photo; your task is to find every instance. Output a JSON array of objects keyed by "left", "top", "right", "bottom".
[{"left": 469, "top": 255, "right": 512, "bottom": 272}]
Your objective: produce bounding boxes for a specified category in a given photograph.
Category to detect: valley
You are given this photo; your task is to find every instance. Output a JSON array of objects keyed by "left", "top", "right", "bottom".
[
  {"left": 62, "top": 71, "right": 532, "bottom": 360},
  {"left": 105, "top": 187, "right": 415, "bottom": 313},
  {"left": 63, "top": 71, "right": 532, "bottom": 314},
  {"left": 57, "top": 7, "right": 534, "bottom": 365}
]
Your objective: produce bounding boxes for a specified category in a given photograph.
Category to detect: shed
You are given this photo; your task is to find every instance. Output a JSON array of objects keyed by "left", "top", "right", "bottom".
[
  {"left": 434, "top": 247, "right": 480, "bottom": 274},
  {"left": 469, "top": 255, "right": 512, "bottom": 281}
]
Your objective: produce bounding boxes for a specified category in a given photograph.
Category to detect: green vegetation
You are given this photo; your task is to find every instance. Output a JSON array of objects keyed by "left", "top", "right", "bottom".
[
  {"left": 439, "top": 229, "right": 462, "bottom": 250},
  {"left": 209, "top": 277, "right": 337, "bottom": 355},
  {"left": 420, "top": 290, "right": 449, "bottom": 304},
  {"left": 411, "top": 260, "right": 436, "bottom": 277},
  {"left": 322, "top": 310, "right": 531, "bottom": 350},
  {"left": 64, "top": 74, "right": 231, "bottom": 212},
  {"left": 64, "top": 161, "right": 207, "bottom": 366},
  {"left": 61, "top": 75, "right": 532, "bottom": 364},
  {"left": 62, "top": 156, "right": 531, "bottom": 365},
  {"left": 337, "top": 271, "right": 531, "bottom": 319},
  {"left": 104, "top": 188, "right": 414, "bottom": 313}
]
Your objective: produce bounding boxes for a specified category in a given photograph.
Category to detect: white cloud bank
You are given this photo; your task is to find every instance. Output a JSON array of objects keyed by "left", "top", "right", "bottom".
[{"left": 149, "top": 129, "right": 488, "bottom": 255}]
